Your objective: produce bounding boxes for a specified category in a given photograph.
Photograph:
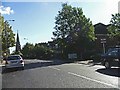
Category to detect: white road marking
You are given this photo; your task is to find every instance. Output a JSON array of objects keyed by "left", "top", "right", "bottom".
[
  {"left": 48, "top": 66, "right": 119, "bottom": 89},
  {"left": 68, "top": 72, "right": 119, "bottom": 88},
  {"left": 49, "top": 67, "right": 61, "bottom": 71}
]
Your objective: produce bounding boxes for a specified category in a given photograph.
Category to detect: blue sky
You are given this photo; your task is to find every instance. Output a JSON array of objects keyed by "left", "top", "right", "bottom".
[{"left": 0, "top": 1, "right": 119, "bottom": 52}]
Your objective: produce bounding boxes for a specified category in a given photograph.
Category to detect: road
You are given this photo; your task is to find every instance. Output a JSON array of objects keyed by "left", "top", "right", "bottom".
[{"left": 1, "top": 59, "right": 120, "bottom": 89}]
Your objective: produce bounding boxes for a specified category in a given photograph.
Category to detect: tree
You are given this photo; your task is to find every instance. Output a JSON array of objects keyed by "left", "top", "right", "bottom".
[
  {"left": 108, "top": 13, "right": 120, "bottom": 45},
  {"left": 53, "top": 3, "right": 95, "bottom": 59},
  {"left": 21, "top": 42, "right": 54, "bottom": 59},
  {"left": 32, "top": 43, "right": 54, "bottom": 59},
  {"left": 21, "top": 43, "right": 34, "bottom": 58},
  {"left": 2, "top": 21, "right": 15, "bottom": 56},
  {"left": 0, "top": 14, "right": 4, "bottom": 59},
  {"left": 0, "top": 15, "right": 4, "bottom": 34}
]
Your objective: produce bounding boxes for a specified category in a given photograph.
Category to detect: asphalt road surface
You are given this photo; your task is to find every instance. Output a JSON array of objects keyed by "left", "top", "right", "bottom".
[{"left": 1, "top": 59, "right": 120, "bottom": 89}]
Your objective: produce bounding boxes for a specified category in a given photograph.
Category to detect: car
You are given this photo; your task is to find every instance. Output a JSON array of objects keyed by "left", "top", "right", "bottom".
[
  {"left": 101, "top": 46, "right": 120, "bottom": 69},
  {"left": 5, "top": 55, "right": 24, "bottom": 70}
]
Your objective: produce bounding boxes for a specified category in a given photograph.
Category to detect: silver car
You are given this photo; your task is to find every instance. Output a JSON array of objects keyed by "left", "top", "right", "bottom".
[{"left": 5, "top": 55, "right": 24, "bottom": 69}]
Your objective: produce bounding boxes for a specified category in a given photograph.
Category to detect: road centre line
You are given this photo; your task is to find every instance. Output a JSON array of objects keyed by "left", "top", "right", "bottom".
[
  {"left": 49, "top": 66, "right": 118, "bottom": 89},
  {"left": 68, "top": 72, "right": 119, "bottom": 89}
]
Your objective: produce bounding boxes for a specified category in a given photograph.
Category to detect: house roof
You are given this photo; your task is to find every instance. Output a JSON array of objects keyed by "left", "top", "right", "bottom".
[{"left": 94, "top": 23, "right": 110, "bottom": 34}]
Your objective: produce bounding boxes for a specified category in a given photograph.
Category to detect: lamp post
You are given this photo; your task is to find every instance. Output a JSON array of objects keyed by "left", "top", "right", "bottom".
[
  {"left": 4, "top": 20, "right": 15, "bottom": 57},
  {"left": 101, "top": 38, "right": 106, "bottom": 54}
]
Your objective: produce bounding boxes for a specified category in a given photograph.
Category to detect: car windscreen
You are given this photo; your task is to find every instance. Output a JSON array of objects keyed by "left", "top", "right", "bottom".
[{"left": 7, "top": 56, "right": 21, "bottom": 60}]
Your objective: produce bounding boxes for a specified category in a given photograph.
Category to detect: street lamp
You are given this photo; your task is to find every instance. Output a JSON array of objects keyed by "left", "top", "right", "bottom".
[
  {"left": 4, "top": 20, "right": 15, "bottom": 57},
  {"left": 101, "top": 38, "right": 106, "bottom": 54}
]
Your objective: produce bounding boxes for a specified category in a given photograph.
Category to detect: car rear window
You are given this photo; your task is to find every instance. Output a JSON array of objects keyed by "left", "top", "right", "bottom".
[
  {"left": 105, "top": 48, "right": 120, "bottom": 56},
  {"left": 7, "top": 56, "right": 22, "bottom": 60}
]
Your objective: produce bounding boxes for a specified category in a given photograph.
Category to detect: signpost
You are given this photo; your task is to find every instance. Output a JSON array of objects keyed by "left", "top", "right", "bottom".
[{"left": 101, "top": 38, "right": 106, "bottom": 54}]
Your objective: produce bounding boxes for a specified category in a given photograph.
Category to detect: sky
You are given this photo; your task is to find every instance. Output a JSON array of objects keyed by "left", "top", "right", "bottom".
[{"left": 0, "top": 0, "right": 119, "bottom": 53}]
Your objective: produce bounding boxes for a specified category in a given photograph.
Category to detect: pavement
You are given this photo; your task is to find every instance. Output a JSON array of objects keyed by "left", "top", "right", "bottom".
[
  {"left": 0, "top": 61, "right": 4, "bottom": 90},
  {"left": 76, "top": 60, "right": 102, "bottom": 66},
  {"left": 58, "top": 59, "right": 102, "bottom": 66},
  {"left": 74, "top": 60, "right": 94, "bottom": 64}
]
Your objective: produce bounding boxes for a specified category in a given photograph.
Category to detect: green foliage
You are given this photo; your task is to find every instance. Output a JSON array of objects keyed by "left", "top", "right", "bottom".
[
  {"left": 108, "top": 13, "right": 120, "bottom": 44},
  {"left": 21, "top": 43, "right": 54, "bottom": 59},
  {"left": 53, "top": 3, "right": 95, "bottom": 59},
  {"left": 0, "top": 15, "right": 4, "bottom": 34},
  {"left": 0, "top": 15, "right": 4, "bottom": 59},
  {"left": 21, "top": 43, "right": 34, "bottom": 58},
  {"left": 53, "top": 3, "right": 95, "bottom": 41},
  {"left": 2, "top": 21, "right": 15, "bottom": 54}
]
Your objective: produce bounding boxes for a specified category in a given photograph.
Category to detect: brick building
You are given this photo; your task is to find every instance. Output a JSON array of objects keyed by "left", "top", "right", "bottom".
[{"left": 94, "top": 23, "right": 117, "bottom": 53}]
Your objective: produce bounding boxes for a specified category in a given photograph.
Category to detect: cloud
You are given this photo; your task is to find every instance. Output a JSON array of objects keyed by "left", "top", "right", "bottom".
[{"left": 0, "top": 6, "right": 14, "bottom": 15}]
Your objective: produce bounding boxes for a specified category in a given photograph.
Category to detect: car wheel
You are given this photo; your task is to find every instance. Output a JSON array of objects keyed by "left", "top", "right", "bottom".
[{"left": 104, "top": 61, "right": 111, "bottom": 69}]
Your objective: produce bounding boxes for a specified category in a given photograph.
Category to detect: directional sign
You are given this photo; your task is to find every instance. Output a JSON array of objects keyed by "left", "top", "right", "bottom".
[{"left": 101, "top": 38, "right": 106, "bottom": 43}]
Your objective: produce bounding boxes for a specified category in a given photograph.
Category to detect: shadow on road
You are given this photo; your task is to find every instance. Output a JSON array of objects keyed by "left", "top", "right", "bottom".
[
  {"left": 2, "top": 67, "right": 23, "bottom": 74},
  {"left": 24, "top": 60, "right": 70, "bottom": 70},
  {"left": 96, "top": 68, "right": 120, "bottom": 77}
]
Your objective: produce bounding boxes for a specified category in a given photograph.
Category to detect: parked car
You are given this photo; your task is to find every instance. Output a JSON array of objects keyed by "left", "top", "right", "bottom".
[
  {"left": 101, "top": 46, "right": 120, "bottom": 69},
  {"left": 5, "top": 55, "right": 24, "bottom": 70}
]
